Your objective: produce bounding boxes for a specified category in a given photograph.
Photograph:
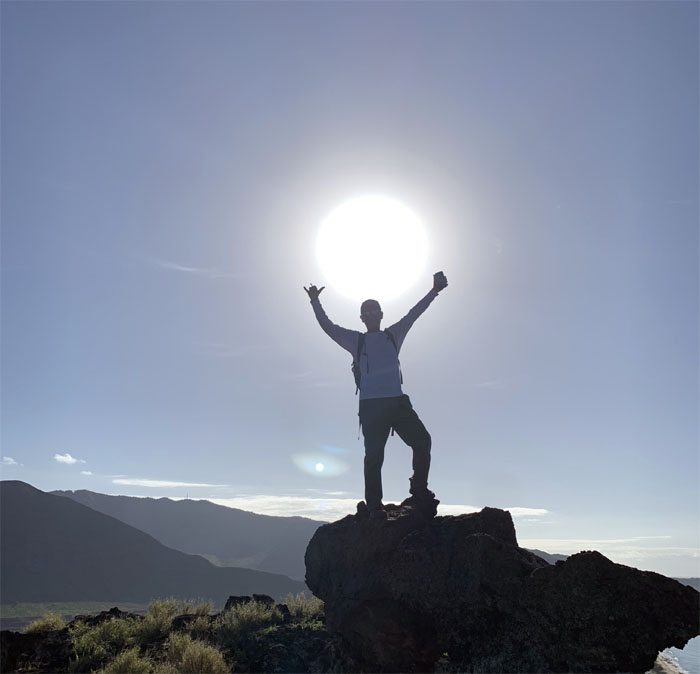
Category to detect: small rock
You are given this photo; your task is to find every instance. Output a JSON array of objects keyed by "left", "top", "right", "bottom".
[{"left": 223, "top": 595, "right": 252, "bottom": 611}]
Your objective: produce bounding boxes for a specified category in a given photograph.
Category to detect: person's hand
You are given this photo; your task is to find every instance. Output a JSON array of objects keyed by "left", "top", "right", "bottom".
[
  {"left": 304, "top": 284, "right": 325, "bottom": 301},
  {"left": 433, "top": 271, "right": 448, "bottom": 293}
]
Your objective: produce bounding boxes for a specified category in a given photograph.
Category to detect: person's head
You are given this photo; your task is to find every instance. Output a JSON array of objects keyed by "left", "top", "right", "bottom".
[{"left": 360, "top": 299, "right": 383, "bottom": 332}]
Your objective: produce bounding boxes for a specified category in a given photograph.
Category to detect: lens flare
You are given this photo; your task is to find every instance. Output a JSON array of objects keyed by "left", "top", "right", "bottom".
[{"left": 292, "top": 452, "right": 349, "bottom": 477}]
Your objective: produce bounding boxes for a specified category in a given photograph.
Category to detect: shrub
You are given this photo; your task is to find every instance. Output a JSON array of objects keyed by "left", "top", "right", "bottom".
[
  {"left": 192, "top": 601, "right": 213, "bottom": 616},
  {"left": 70, "top": 617, "right": 138, "bottom": 660},
  {"left": 135, "top": 614, "right": 171, "bottom": 644},
  {"left": 100, "top": 647, "right": 151, "bottom": 674},
  {"left": 188, "top": 615, "right": 211, "bottom": 640},
  {"left": 151, "top": 664, "right": 179, "bottom": 674},
  {"left": 166, "top": 633, "right": 192, "bottom": 665},
  {"left": 179, "top": 641, "right": 228, "bottom": 674},
  {"left": 283, "top": 592, "right": 324, "bottom": 621},
  {"left": 23, "top": 612, "right": 66, "bottom": 633},
  {"left": 135, "top": 598, "right": 180, "bottom": 643},
  {"left": 178, "top": 599, "right": 213, "bottom": 616},
  {"left": 147, "top": 599, "right": 180, "bottom": 621},
  {"left": 213, "top": 600, "right": 281, "bottom": 645},
  {"left": 166, "top": 633, "right": 228, "bottom": 674}
]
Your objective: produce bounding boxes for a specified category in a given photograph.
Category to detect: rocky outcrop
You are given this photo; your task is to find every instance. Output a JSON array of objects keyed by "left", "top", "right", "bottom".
[
  {"left": 224, "top": 593, "right": 276, "bottom": 611},
  {"left": 305, "top": 503, "right": 700, "bottom": 673}
]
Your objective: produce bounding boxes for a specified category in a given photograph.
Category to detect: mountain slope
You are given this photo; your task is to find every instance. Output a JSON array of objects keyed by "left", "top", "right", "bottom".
[
  {"left": 1, "top": 481, "right": 306, "bottom": 604},
  {"left": 527, "top": 548, "right": 569, "bottom": 565},
  {"left": 51, "top": 489, "right": 324, "bottom": 580}
]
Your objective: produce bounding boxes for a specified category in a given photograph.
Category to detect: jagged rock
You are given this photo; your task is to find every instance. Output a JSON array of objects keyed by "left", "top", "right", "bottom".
[
  {"left": 223, "top": 593, "right": 276, "bottom": 612},
  {"left": 72, "top": 606, "right": 140, "bottom": 626},
  {"left": 224, "top": 595, "right": 253, "bottom": 610},
  {"left": 0, "top": 629, "right": 72, "bottom": 673},
  {"left": 252, "top": 593, "right": 275, "bottom": 606},
  {"left": 305, "top": 506, "right": 699, "bottom": 673}
]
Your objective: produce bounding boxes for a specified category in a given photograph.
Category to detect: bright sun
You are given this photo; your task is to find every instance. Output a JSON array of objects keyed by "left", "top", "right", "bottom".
[{"left": 316, "top": 195, "right": 428, "bottom": 303}]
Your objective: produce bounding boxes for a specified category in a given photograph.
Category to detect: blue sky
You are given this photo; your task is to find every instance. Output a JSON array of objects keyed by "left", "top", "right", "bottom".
[{"left": 2, "top": 1, "right": 698, "bottom": 577}]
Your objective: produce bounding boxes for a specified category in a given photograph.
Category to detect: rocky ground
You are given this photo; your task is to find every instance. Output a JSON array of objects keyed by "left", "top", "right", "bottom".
[
  {"left": 0, "top": 597, "right": 341, "bottom": 674},
  {"left": 306, "top": 500, "right": 700, "bottom": 673},
  {"left": 0, "top": 598, "right": 693, "bottom": 673}
]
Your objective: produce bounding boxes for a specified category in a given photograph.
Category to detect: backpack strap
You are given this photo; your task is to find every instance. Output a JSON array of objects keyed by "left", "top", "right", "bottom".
[
  {"left": 353, "top": 332, "right": 366, "bottom": 395},
  {"left": 384, "top": 329, "right": 403, "bottom": 385}
]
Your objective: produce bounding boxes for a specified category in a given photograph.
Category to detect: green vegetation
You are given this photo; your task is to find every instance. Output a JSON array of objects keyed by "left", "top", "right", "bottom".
[
  {"left": 9, "top": 595, "right": 329, "bottom": 673},
  {"left": 213, "top": 600, "right": 282, "bottom": 646},
  {"left": 99, "top": 648, "right": 152, "bottom": 674},
  {"left": 23, "top": 612, "right": 67, "bottom": 633},
  {"left": 166, "top": 633, "right": 229, "bottom": 674},
  {"left": 69, "top": 615, "right": 140, "bottom": 671},
  {"left": 179, "top": 599, "right": 214, "bottom": 616},
  {"left": 283, "top": 592, "right": 324, "bottom": 621}
]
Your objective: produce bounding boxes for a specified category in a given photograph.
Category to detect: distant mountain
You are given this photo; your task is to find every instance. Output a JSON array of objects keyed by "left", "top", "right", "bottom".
[
  {"left": 674, "top": 577, "right": 700, "bottom": 592},
  {"left": 1, "top": 481, "right": 306, "bottom": 604},
  {"left": 52, "top": 489, "right": 324, "bottom": 581},
  {"left": 527, "top": 549, "right": 569, "bottom": 565}
]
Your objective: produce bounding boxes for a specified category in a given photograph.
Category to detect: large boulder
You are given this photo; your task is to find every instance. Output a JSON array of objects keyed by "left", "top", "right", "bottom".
[{"left": 305, "top": 504, "right": 699, "bottom": 673}]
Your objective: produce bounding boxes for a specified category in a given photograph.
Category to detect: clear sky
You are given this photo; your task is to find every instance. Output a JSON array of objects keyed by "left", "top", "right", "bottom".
[{"left": 2, "top": 1, "right": 698, "bottom": 577}]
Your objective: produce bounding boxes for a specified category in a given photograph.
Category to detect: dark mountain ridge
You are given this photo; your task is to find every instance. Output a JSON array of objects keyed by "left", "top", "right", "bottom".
[
  {"left": 49, "top": 490, "right": 699, "bottom": 591},
  {"left": 52, "top": 489, "right": 323, "bottom": 580},
  {"left": 0, "top": 481, "right": 305, "bottom": 604}
]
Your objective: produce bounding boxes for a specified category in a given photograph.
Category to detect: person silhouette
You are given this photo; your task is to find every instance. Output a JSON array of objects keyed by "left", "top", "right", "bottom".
[{"left": 304, "top": 272, "right": 448, "bottom": 519}]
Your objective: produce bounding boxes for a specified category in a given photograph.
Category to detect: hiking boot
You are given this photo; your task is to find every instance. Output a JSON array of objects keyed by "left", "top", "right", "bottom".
[
  {"left": 409, "top": 478, "right": 435, "bottom": 501},
  {"left": 369, "top": 505, "right": 387, "bottom": 521}
]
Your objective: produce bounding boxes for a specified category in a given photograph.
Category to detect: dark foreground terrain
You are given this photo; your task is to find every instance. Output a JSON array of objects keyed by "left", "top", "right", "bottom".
[
  {"left": 0, "top": 596, "right": 339, "bottom": 674},
  {"left": 0, "top": 596, "right": 694, "bottom": 674}
]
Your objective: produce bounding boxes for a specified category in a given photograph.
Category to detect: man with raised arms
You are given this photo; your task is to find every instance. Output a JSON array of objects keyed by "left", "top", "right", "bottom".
[{"left": 304, "top": 272, "right": 448, "bottom": 520}]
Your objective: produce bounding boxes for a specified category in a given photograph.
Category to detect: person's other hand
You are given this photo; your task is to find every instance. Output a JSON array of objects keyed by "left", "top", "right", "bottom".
[
  {"left": 433, "top": 271, "right": 448, "bottom": 292},
  {"left": 304, "top": 284, "right": 325, "bottom": 301}
]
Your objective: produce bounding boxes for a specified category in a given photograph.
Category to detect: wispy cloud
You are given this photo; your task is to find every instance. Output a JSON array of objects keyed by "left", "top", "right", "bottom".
[
  {"left": 437, "top": 504, "right": 550, "bottom": 518},
  {"left": 304, "top": 489, "right": 352, "bottom": 496},
  {"left": 199, "top": 495, "right": 355, "bottom": 521},
  {"left": 521, "top": 535, "right": 674, "bottom": 551},
  {"left": 150, "top": 257, "right": 239, "bottom": 280},
  {"left": 112, "top": 478, "right": 228, "bottom": 489},
  {"left": 1, "top": 456, "right": 18, "bottom": 466},
  {"left": 81, "top": 471, "right": 93, "bottom": 476},
  {"left": 54, "top": 453, "right": 86, "bottom": 465},
  {"left": 519, "top": 536, "right": 700, "bottom": 570},
  {"left": 190, "top": 495, "right": 550, "bottom": 523}
]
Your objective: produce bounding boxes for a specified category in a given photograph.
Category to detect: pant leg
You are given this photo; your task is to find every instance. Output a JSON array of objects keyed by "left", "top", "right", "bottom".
[
  {"left": 359, "top": 398, "right": 393, "bottom": 509},
  {"left": 391, "top": 395, "right": 432, "bottom": 490}
]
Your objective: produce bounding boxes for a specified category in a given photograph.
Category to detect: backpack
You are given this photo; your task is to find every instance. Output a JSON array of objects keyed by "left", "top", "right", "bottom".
[{"left": 352, "top": 330, "right": 401, "bottom": 394}]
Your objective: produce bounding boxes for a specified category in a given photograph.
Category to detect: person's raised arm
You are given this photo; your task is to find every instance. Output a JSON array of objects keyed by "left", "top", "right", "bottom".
[
  {"left": 387, "top": 271, "right": 448, "bottom": 350},
  {"left": 304, "top": 284, "right": 359, "bottom": 355}
]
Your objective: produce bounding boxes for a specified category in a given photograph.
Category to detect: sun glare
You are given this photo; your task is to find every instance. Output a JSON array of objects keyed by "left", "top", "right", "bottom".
[{"left": 316, "top": 195, "right": 428, "bottom": 302}]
